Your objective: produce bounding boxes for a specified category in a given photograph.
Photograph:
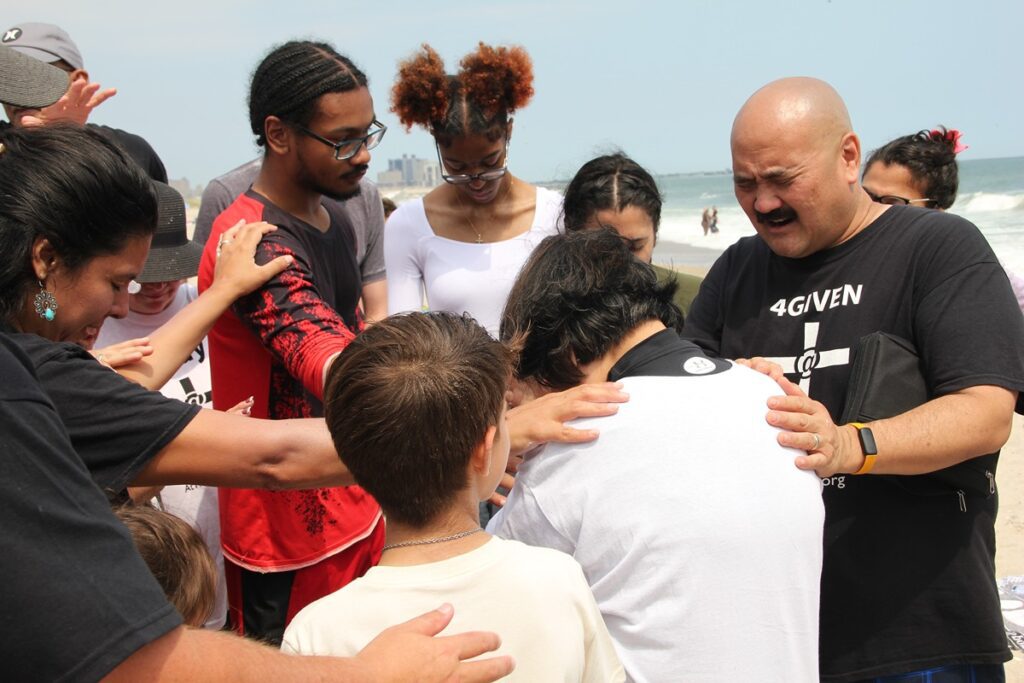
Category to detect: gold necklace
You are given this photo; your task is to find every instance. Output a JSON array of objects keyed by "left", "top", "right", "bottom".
[{"left": 455, "top": 177, "right": 514, "bottom": 244}]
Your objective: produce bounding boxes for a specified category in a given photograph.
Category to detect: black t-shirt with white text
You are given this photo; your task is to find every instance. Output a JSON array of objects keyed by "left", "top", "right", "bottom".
[{"left": 683, "top": 206, "right": 1024, "bottom": 680}]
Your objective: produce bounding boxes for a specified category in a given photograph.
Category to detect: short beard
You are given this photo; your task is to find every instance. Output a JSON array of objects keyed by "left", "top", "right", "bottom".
[
  {"left": 295, "top": 148, "right": 365, "bottom": 203},
  {"left": 320, "top": 183, "right": 362, "bottom": 202}
]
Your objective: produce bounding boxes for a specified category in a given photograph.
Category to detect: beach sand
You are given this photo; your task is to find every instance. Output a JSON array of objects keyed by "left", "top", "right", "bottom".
[
  {"left": 999, "top": 416, "right": 1024, "bottom": 680},
  {"left": 652, "top": 238, "right": 724, "bottom": 270},
  {"left": 660, "top": 245, "right": 1024, "bottom": 678}
]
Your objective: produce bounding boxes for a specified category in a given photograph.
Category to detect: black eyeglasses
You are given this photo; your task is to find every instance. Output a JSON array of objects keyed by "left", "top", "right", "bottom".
[
  {"left": 436, "top": 140, "right": 510, "bottom": 185},
  {"left": 865, "top": 188, "right": 933, "bottom": 207},
  {"left": 292, "top": 119, "right": 387, "bottom": 160}
]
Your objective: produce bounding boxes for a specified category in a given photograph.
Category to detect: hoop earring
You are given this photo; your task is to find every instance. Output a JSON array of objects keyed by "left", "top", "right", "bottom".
[{"left": 33, "top": 280, "right": 58, "bottom": 322}]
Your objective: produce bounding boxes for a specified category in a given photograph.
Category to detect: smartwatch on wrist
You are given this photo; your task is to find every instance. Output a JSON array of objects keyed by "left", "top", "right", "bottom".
[{"left": 850, "top": 422, "right": 877, "bottom": 475}]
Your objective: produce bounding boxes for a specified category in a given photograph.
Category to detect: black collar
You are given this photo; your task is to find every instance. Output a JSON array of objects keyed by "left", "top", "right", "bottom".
[{"left": 607, "top": 328, "right": 732, "bottom": 381}]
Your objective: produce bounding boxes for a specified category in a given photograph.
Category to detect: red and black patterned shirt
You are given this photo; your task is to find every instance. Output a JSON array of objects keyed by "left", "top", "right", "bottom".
[{"left": 198, "top": 190, "right": 381, "bottom": 572}]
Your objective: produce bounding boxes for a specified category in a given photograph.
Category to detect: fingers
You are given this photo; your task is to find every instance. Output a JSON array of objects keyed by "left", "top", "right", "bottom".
[
  {"left": 555, "top": 426, "right": 601, "bottom": 444},
  {"left": 774, "top": 376, "right": 807, "bottom": 398},
  {"left": 766, "top": 407, "right": 814, "bottom": 433},
  {"left": 453, "top": 655, "right": 516, "bottom": 683},
  {"left": 76, "top": 81, "right": 101, "bottom": 103},
  {"left": 792, "top": 451, "right": 829, "bottom": 473},
  {"left": 392, "top": 603, "right": 455, "bottom": 637},
  {"left": 568, "top": 382, "right": 629, "bottom": 403},
  {"left": 226, "top": 396, "right": 254, "bottom": 416},
  {"left": 441, "top": 629, "right": 503, "bottom": 661},
  {"left": 562, "top": 399, "right": 621, "bottom": 421},
  {"left": 92, "top": 339, "right": 154, "bottom": 368},
  {"left": 86, "top": 87, "right": 117, "bottom": 108},
  {"left": 219, "top": 219, "right": 246, "bottom": 242},
  {"left": 237, "top": 220, "right": 278, "bottom": 243},
  {"left": 259, "top": 254, "right": 295, "bottom": 280},
  {"left": 487, "top": 491, "right": 507, "bottom": 507}
]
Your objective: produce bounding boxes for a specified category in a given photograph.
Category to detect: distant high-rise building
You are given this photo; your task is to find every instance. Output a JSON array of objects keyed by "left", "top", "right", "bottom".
[{"left": 378, "top": 155, "right": 439, "bottom": 188}]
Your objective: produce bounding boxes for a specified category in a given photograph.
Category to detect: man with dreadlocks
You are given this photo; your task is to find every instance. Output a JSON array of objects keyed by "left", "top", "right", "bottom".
[{"left": 198, "top": 40, "right": 388, "bottom": 644}]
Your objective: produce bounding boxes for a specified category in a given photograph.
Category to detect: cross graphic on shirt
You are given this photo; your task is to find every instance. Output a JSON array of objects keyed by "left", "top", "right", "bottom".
[{"left": 764, "top": 322, "right": 850, "bottom": 394}]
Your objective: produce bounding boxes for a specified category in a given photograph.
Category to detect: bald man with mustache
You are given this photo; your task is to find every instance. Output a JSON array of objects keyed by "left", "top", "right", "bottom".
[{"left": 683, "top": 78, "right": 1024, "bottom": 682}]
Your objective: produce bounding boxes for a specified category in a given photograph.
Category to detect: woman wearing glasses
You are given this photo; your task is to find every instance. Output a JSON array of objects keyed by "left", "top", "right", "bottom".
[
  {"left": 385, "top": 43, "right": 562, "bottom": 337},
  {"left": 862, "top": 127, "right": 1024, "bottom": 311},
  {"left": 861, "top": 127, "right": 964, "bottom": 209}
]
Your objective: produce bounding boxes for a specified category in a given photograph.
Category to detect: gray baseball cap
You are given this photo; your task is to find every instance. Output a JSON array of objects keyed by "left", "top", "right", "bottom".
[
  {"left": 0, "top": 45, "right": 70, "bottom": 108},
  {"left": 2, "top": 23, "right": 84, "bottom": 70}
]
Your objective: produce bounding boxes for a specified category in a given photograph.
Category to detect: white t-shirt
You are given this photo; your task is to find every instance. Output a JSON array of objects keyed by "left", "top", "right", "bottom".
[
  {"left": 490, "top": 369, "right": 824, "bottom": 683},
  {"left": 95, "top": 283, "right": 227, "bottom": 630},
  {"left": 384, "top": 186, "right": 562, "bottom": 337},
  {"left": 281, "top": 536, "right": 624, "bottom": 683}
]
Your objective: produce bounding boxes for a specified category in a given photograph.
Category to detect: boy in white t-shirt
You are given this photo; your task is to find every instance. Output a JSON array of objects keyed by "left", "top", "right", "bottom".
[{"left": 281, "top": 312, "right": 624, "bottom": 683}]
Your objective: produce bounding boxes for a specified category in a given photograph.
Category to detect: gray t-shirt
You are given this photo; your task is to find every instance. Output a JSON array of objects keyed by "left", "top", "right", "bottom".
[{"left": 194, "top": 158, "right": 385, "bottom": 283}]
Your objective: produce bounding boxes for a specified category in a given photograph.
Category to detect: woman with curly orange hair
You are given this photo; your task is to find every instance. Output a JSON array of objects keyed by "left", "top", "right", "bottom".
[{"left": 385, "top": 43, "right": 562, "bottom": 337}]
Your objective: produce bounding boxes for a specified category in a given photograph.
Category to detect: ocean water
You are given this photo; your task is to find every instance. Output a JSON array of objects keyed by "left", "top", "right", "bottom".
[{"left": 652, "top": 156, "right": 1024, "bottom": 272}]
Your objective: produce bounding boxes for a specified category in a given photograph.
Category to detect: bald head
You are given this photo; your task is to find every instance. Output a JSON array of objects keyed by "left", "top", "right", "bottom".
[
  {"left": 733, "top": 77, "right": 852, "bottom": 150},
  {"left": 729, "top": 78, "right": 875, "bottom": 258}
]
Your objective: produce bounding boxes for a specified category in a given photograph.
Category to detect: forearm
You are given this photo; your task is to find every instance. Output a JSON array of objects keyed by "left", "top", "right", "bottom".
[
  {"left": 134, "top": 411, "right": 353, "bottom": 489},
  {"left": 836, "top": 385, "right": 1015, "bottom": 475},
  {"left": 360, "top": 279, "right": 387, "bottom": 324},
  {"left": 115, "top": 284, "right": 235, "bottom": 390},
  {"left": 104, "top": 626, "right": 370, "bottom": 683}
]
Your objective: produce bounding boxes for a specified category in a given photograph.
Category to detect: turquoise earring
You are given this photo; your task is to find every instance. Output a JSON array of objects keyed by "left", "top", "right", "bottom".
[{"left": 33, "top": 280, "right": 58, "bottom": 322}]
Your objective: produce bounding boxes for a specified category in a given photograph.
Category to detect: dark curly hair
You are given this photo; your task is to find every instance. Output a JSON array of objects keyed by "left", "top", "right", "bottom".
[
  {"left": 248, "top": 40, "right": 368, "bottom": 148},
  {"left": 500, "top": 228, "right": 682, "bottom": 390},
  {"left": 562, "top": 153, "right": 663, "bottom": 237},
  {"left": 864, "top": 127, "right": 960, "bottom": 209},
  {"left": 391, "top": 42, "right": 534, "bottom": 144}
]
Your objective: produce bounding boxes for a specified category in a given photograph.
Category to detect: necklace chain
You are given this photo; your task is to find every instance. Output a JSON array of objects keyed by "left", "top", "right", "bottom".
[
  {"left": 454, "top": 177, "right": 514, "bottom": 244},
  {"left": 382, "top": 527, "right": 483, "bottom": 551}
]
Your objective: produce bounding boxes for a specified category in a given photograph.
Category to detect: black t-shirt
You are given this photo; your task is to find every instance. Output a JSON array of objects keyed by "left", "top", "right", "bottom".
[
  {"left": 8, "top": 332, "right": 200, "bottom": 492},
  {"left": 683, "top": 206, "right": 1024, "bottom": 679},
  {"left": 0, "top": 334, "right": 181, "bottom": 681}
]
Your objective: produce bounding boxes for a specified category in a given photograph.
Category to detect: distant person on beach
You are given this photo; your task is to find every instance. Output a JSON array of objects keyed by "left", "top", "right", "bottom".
[
  {"left": 862, "top": 127, "right": 1024, "bottom": 312},
  {"left": 385, "top": 42, "right": 562, "bottom": 338},
  {"left": 1, "top": 22, "right": 167, "bottom": 181},
  {"left": 562, "top": 152, "right": 703, "bottom": 314},
  {"left": 682, "top": 77, "right": 1024, "bottom": 682},
  {"left": 700, "top": 206, "right": 711, "bottom": 235},
  {"left": 708, "top": 205, "right": 719, "bottom": 233},
  {"left": 283, "top": 311, "right": 625, "bottom": 682},
  {"left": 195, "top": 159, "right": 388, "bottom": 323},
  {"left": 197, "top": 40, "right": 388, "bottom": 645},
  {"left": 490, "top": 228, "right": 824, "bottom": 682}
]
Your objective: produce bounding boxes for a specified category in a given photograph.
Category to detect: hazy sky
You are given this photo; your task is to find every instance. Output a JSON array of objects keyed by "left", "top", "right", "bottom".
[{"left": 9, "top": 0, "right": 1021, "bottom": 185}]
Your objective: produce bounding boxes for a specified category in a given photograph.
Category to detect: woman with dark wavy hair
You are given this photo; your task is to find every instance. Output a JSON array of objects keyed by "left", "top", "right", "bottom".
[{"left": 863, "top": 127, "right": 1024, "bottom": 310}]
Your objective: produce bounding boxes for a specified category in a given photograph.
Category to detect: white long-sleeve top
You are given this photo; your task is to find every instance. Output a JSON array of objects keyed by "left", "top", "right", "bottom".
[{"left": 384, "top": 186, "right": 562, "bottom": 337}]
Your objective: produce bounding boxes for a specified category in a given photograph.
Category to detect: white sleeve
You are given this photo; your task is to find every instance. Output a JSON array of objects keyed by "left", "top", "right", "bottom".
[
  {"left": 384, "top": 203, "right": 427, "bottom": 315},
  {"left": 490, "top": 477, "right": 576, "bottom": 556}
]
